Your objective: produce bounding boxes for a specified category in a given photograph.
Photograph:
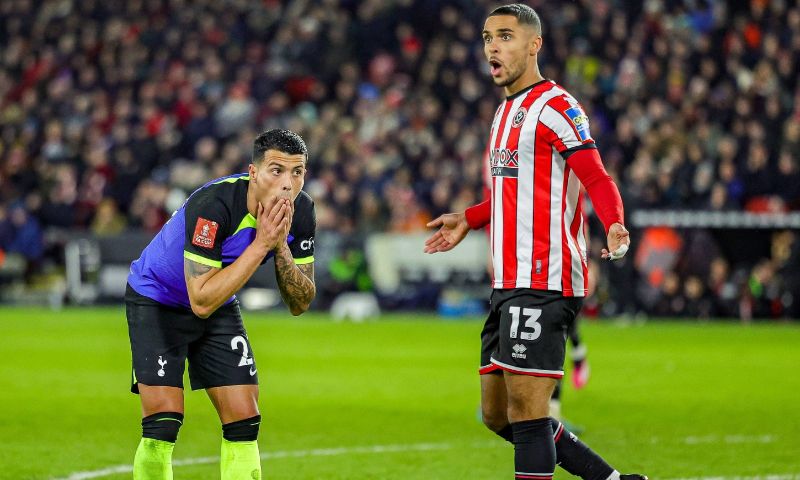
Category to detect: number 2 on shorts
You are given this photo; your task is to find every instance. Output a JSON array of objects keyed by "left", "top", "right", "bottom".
[
  {"left": 231, "top": 335, "right": 254, "bottom": 367},
  {"left": 508, "top": 306, "right": 542, "bottom": 341}
]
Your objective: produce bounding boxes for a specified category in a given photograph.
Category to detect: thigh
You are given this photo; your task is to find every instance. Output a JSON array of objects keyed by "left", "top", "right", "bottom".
[
  {"left": 139, "top": 385, "right": 185, "bottom": 417},
  {"left": 492, "top": 290, "right": 583, "bottom": 378},
  {"left": 504, "top": 373, "right": 557, "bottom": 422},
  {"left": 187, "top": 302, "right": 259, "bottom": 391},
  {"left": 126, "top": 292, "right": 202, "bottom": 393},
  {"left": 206, "top": 384, "right": 260, "bottom": 424}
]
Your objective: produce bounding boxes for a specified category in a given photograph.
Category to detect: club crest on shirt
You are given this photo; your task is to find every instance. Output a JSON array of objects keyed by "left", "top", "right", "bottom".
[
  {"left": 511, "top": 107, "right": 527, "bottom": 128},
  {"left": 192, "top": 217, "right": 219, "bottom": 248},
  {"left": 564, "top": 106, "right": 591, "bottom": 141}
]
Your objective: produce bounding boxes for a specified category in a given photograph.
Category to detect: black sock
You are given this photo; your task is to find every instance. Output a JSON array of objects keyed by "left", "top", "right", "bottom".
[
  {"left": 495, "top": 424, "right": 514, "bottom": 443},
  {"left": 550, "top": 418, "right": 614, "bottom": 480},
  {"left": 512, "top": 418, "right": 555, "bottom": 479},
  {"left": 142, "top": 412, "right": 184, "bottom": 443},
  {"left": 222, "top": 415, "right": 261, "bottom": 442}
]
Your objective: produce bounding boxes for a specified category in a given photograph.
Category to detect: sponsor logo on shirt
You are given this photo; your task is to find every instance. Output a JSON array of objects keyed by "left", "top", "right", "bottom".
[
  {"left": 490, "top": 148, "right": 519, "bottom": 178},
  {"left": 564, "top": 106, "right": 591, "bottom": 141},
  {"left": 192, "top": 217, "right": 219, "bottom": 248}
]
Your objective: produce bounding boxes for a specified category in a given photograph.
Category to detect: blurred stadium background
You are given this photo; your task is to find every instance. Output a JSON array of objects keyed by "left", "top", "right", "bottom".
[{"left": 0, "top": 0, "right": 799, "bottom": 478}]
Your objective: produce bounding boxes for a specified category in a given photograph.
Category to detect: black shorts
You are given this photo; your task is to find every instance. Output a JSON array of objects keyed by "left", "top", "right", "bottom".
[
  {"left": 479, "top": 289, "right": 583, "bottom": 378},
  {"left": 125, "top": 285, "right": 258, "bottom": 393}
]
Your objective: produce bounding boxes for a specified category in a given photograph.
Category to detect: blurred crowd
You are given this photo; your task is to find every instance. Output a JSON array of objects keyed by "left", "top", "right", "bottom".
[{"left": 0, "top": 0, "right": 798, "bottom": 318}]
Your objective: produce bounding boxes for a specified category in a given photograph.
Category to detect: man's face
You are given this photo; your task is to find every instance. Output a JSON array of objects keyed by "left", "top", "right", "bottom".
[
  {"left": 248, "top": 149, "right": 306, "bottom": 206},
  {"left": 482, "top": 15, "right": 539, "bottom": 88}
]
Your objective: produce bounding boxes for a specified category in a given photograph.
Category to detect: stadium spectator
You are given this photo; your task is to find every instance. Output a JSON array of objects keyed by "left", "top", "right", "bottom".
[{"left": 0, "top": 0, "right": 798, "bottom": 319}]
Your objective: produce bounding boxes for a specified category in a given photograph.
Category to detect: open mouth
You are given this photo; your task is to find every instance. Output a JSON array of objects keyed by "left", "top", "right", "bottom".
[{"left": 489, "top": 59, "right": 502, "bottom": 76}]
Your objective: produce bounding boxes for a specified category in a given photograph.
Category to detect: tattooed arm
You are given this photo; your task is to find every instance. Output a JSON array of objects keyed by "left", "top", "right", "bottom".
[
  {"left": 273, "top": 244, "right": 316, "bottom": 316},
  {"left": 184, "top": 241, "right": 268, "bottom": 318}
]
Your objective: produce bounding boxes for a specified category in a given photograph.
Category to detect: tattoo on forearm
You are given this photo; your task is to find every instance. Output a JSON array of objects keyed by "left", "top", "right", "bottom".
[
  {"left": 274, "top": 251, "right": 315, "bottom": 312},
  {"left": 185, "top": 260, "right": 213, "bottom": 278}
]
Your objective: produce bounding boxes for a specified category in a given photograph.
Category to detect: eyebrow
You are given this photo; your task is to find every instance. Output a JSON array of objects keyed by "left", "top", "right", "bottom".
[{"left": 483, "top": 28, "right": 515, "bottom": 35}]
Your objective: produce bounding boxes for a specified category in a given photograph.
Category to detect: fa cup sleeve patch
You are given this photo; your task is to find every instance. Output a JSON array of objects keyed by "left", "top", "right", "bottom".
[{"left": 192, "top": 218, "right": 219, "bottom": 248}]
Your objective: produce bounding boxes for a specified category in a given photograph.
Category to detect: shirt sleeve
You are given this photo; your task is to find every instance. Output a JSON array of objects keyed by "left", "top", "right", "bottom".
[
  {"left": 183, "top": 191, "right": 231, "bottom": 269},
  {"left": 538, "top": 95, "right": 597, "bottom": 157},
  {"left": 288, "top": 193, "right": 316, "bottom": 264}
]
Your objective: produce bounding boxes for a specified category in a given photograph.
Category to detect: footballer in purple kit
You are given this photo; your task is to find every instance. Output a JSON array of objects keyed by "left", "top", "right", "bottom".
[{"left": 126, "top": 128, "right": 316, "bottom": 479}]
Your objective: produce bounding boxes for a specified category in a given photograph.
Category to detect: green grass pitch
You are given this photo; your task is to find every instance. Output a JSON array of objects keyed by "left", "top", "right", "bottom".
[{"left": 0, "top": 307, "right": 798, "bottom": 479}]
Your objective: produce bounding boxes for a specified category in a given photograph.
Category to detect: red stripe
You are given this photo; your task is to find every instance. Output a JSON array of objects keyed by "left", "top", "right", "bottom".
[
  {"left": 490, "top": 361, "right": 564, "bottom": 378},
  {"left": 502, "top": 174, "right": 518, "bottom": 285},
  {"left": 546, "top": 95, "right": 584, "bottom": 144},
  {"left": 493, "top": 100, "right": 514, "bottom": 285},
  {"left": 532, "top": 121, "right": 553, "bottom": 284},
  {"left": 479, "top": 364, "right": 501, "bottom": 375},
  {"left": 502, "top": 88, "right": 547, "bottom": 287},
  {"left": 561, "top": 166, "right": 573, "bottom": 292},
  {"left": 567, "top": 192, "right": 583, "bottom": 296},
  {"left": 553, "top": 423, "right": 564, "bottom": 442}
]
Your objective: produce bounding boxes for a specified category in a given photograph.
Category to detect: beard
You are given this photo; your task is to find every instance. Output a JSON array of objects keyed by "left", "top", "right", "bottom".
[{"left": 494, "top": 62, "right": 524, "bottom": 87}]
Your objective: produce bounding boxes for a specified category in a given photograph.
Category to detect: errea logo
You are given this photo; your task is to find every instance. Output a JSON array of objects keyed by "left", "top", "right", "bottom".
[{"left": 511, "top": 344, "right": 527, "bottom": 359}]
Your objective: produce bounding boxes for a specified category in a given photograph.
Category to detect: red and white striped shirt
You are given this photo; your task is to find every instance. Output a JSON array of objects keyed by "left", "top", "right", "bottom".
[{"left": 486, "top": 80, "right": 597, "bottom": 296}]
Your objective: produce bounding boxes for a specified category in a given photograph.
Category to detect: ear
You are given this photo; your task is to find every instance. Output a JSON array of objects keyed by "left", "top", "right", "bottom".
[
  {"left": 248, "top": 163, "right": 257, "bottom": 181},
  {"left": 530, "top": 35, "right": 542, "bottom": 56}
]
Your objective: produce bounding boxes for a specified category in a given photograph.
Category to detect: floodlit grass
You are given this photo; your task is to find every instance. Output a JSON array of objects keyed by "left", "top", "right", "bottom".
[{"left": 0, "top": 307, "right": 798, "bottom": 479}]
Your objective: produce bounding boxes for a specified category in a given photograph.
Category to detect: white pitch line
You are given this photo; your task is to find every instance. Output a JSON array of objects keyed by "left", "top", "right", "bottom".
[
  {"left": 665, "top": 476, "right": 800, "bottom": 480},
  {"left": 52, "top": 441, "right": 471, "bottom": 480},
  {"left": 51, "top": 438, "right": 797, "bottom": 480}
]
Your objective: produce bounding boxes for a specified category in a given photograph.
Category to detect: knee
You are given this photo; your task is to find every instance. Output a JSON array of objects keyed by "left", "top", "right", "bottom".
[
  {"left": 142, "top": 412, "right": 184, "bottom": 443},
  {"left": 223, "top": 415, "right": 261, "bottom": 442},
  {"left": 507, "top": 393, "right": 550, "bottom": 422},
  {"left": 481, "top": 406, "right": 508, "bottom": 433}
]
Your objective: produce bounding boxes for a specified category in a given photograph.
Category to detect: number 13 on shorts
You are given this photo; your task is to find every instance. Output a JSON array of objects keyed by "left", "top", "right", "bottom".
[{"left": 509, "top": 306, "right": 542, "bottom": 341}]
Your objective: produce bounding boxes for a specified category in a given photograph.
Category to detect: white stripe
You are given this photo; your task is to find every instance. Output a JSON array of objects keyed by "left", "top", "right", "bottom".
[
  {"left": 562, "top": 171, "right": 584, "bottom": 295},
  {"left": 492, "top": 176, "right": 504, "bottom": 287},
  {"left": 574, "top": 213, "right": 587, "bottom": 293},
  {"left": 516, "top": 472, "right": 554, "bottom": 476},
  {"left": 496, "top": 93, "right": 528, "bottom": 285},
  {"left": 539, "top": 104, "right": 583, "bottom": 150},
  {"left": 547, "top": 147, "right": 565, "bottom": 290},
  {"left": 54, "top": 441, "right": 484, "bottom": 480},
  {"left": 489, "top": 357, "right": 564, "bottom": 376},
  {"left": 514, "top": 87, "right": 562, "bottom": 288},
  {"left": 489, "top": 101, "right": 507, "bottom": 287}
]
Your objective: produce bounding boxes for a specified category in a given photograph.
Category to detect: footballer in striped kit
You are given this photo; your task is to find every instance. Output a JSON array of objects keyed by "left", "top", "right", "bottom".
[{"left": 425, "top": 4, "right": 645, "bottom": 480}]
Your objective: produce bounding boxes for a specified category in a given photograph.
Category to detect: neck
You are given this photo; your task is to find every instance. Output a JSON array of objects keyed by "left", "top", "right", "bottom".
[
  {"left": 246, "top": 184, "right": 257, "bottom": 217},
  {"left": 504, "top": 62, "right": 544, "bottom": 97}
]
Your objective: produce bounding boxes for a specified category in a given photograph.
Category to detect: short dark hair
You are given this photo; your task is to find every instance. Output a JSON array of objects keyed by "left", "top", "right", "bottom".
[
  {"left": 252, "top": 128, "right": 308, "bottom": 163},
  {"left": 488, "top": 4, "right": 542, "bottom": 35}
]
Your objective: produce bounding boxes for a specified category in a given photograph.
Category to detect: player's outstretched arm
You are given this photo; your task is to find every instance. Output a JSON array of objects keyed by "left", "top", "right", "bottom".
[{"left": 424, "top": 213, "right": 470, "bottom": 254}]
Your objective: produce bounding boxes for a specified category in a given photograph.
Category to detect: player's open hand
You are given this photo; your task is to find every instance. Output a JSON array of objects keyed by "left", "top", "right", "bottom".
[
  {"left": 255, "top": 198, "right": 291, "bottom": 252},
  {"left": 424, "top": 212, "right": 470, "bottom": 254},
  {"left": 601, "top": 222, "right": 630, "bottom": 261}
]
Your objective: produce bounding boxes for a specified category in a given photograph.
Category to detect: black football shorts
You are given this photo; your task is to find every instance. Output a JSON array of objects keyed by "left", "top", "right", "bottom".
[
  {"left": 480, "top": 288, "right": 583, "bottom": 378},
  {"left": 125, "top": 284, "right": 258, "bottom": 393}
]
